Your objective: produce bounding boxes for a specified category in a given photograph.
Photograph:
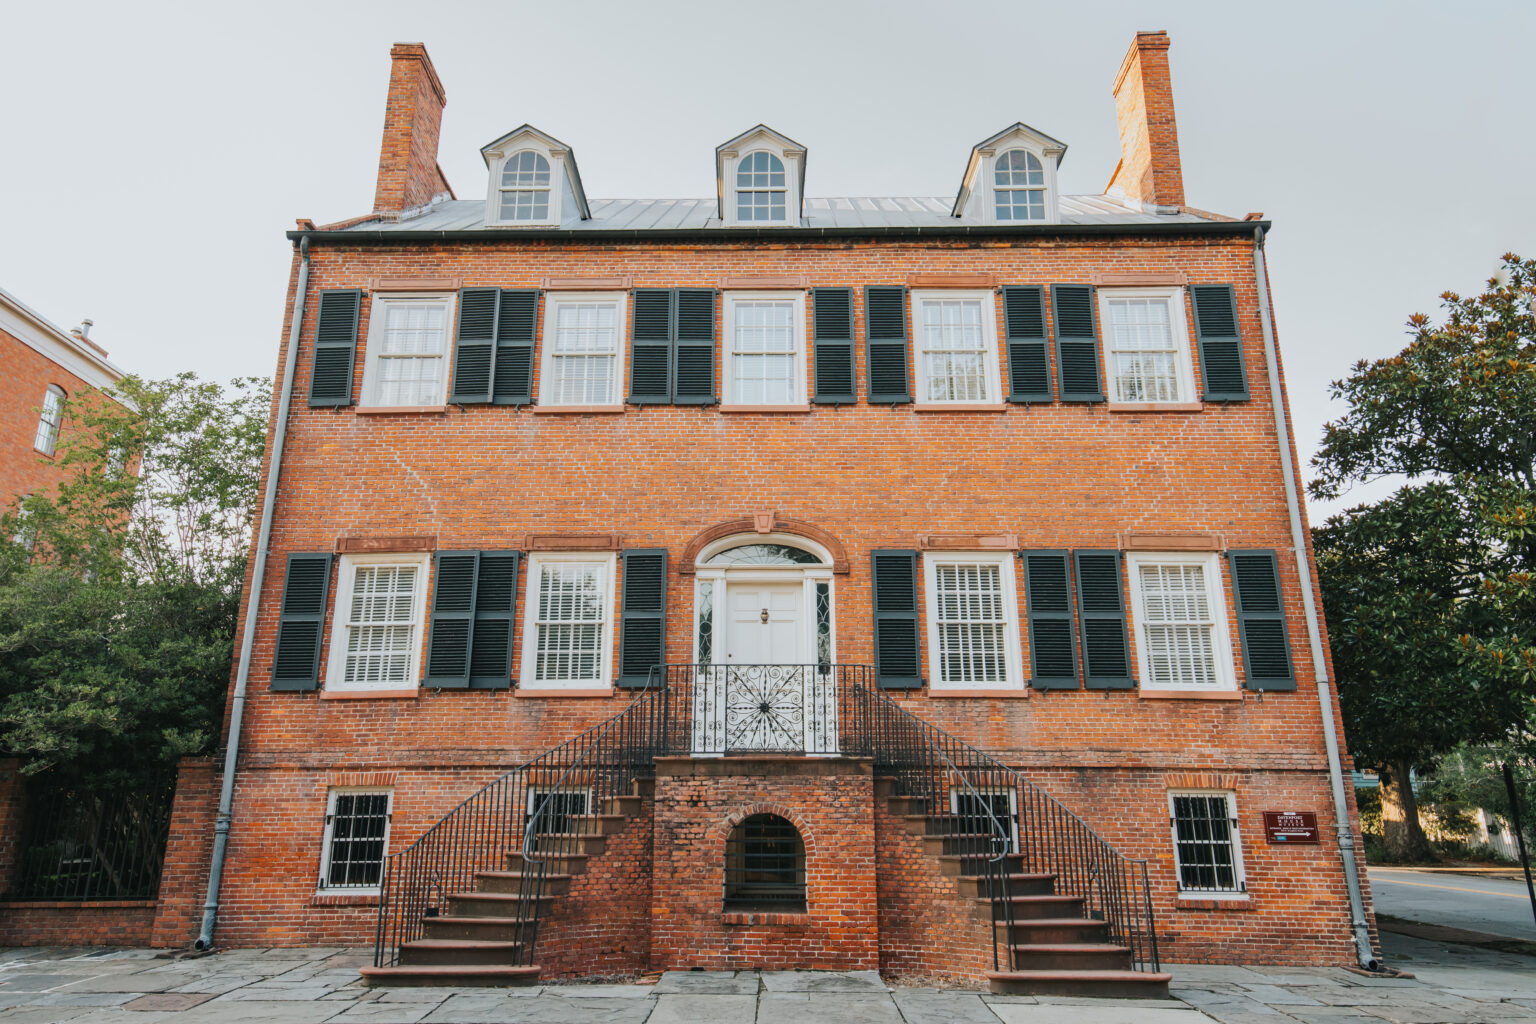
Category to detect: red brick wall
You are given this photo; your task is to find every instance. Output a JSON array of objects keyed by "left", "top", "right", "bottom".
[
  {"left": 0, "top": 758, "right": 24, "bottom": 895},
  {"left": 0, "top": 329, "right": 99, "bottom": 511},
  {"left": 0, "top": 901, "right": 156, "bottom": 946},
  {"left": 372, "top": 43, "right": 448, "bottom": 215},
  {"left": 1108, "top": 31, "right": 1185, "bottom": 208},
  {"left": 150, "top": 757, "right": 220, "bottom": 948}
]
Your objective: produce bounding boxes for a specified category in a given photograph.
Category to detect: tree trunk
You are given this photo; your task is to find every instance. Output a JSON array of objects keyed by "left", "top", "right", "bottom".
[{"left": 1381, "top": 758, "right": 1434, "bottom": 861}]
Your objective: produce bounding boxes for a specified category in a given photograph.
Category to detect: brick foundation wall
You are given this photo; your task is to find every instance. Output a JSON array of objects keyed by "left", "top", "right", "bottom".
[
  {"left": 150, "top": 757, "right": 220, "bottom": 948},
  {"left": 0, "top": 901, "right": 157, "bottom": 946},
  {"left": 0, "top": 759, "right": 25, "bottom": 895}
]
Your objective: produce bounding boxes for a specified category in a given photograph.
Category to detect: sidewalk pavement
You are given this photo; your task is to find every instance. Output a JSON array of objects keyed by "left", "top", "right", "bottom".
[{"left": 2, "top": 932, "right": 1534, "bottom": 1023}]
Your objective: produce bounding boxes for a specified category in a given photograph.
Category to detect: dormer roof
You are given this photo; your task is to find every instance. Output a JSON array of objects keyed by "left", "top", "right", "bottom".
[
  {"left": 715, "top": 124, "right": 807, "bottom": 222},
  {"left": 479, "top": 124, "right": 590, "bottom": 220},
  {"left": 951, "top": 122, "right": 1068, "bottom": 217}
]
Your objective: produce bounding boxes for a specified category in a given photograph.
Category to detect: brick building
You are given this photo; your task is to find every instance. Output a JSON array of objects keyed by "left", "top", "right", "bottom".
[{"left": 171, "top": 32, "right": 1379, "bottom": 994}]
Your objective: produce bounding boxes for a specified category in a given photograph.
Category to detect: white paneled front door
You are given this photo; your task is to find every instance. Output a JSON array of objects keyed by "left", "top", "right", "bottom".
[{"left": 725, "top": 583, "right": 804, "bottom": 665}]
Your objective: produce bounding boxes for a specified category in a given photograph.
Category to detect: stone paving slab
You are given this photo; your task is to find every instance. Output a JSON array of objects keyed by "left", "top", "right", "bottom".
[
  {"left": 988, "top": 1005, "right": 1211, "bottom": 1024},
  {"left": 653, "top": 970, "right": 759, "bottom": 994},
  {"left": 893, "top": 988, "right": 1008, "bottom": 1023},
  {"left": 648, "top": 993, "right": 755, "bottom": 1024},
  {"left": 756, "top": 991, "right": 904, "bottom": 1023}
]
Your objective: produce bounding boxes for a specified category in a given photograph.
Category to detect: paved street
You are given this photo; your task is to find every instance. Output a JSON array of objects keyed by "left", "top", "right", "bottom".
[
  {"left": 1, "top": 932, "right": 1535, "bottom": 1023},
  {"left": 1371, "top": 865, "right": 1536, "bottom": 941}
]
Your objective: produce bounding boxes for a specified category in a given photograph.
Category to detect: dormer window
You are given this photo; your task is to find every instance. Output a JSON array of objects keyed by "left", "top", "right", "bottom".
[
  {"left": 717, "top": 126, "right": 805, "bottom": 227},
  {"left": 479, "top": 126, "right": 591, "bottom": 228},
  {"left": 951, "top": 123, "right": 1066, "bottom": 225},
  {"left": 994, "top": 150, "right": 1045, "bottom": 221},
  {"left": 499, "top": 151, "right": 551, "bottom": 221},
  {"left": 736, "top": 152, "right": 787, "bottom": 222}
]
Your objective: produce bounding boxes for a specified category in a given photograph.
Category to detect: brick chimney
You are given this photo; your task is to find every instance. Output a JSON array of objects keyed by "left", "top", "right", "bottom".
[
  {"left": 373, "top": 43, "right": 454, "bottom": 216},
  {"left": 1105, "top": 31, "right": 1185, "bottom": 211}
]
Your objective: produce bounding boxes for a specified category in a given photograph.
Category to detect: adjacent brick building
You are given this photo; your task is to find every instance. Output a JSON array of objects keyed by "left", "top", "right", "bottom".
[{"left": 173, "top": 32, "right": 1378, "bottom": 993}]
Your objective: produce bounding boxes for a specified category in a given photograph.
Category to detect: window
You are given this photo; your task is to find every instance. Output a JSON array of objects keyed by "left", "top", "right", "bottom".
[
  {"left": 1099, "top": 288, "right": 1196, "bottom": 404},
  {"left": 324, "top": 554, "right": 429, "bottom": 691},
  {"left": 736, "top": 151, "right": 786, "bottom": 222},
  {"left": 1169, "top": 791, "right": 1246, "bottom": 895},
  {"left": 994, "top": 149, "right": 1045, "bottom": 221},
  {"left": 519, "top": 553, "right": 615, "bottom": 690},
  {"left": 950, "top": 787, "right": 1019, "bottom": 852},
  {"left": 911, "top": 290, "right": 1002, "bottom": 404},
  {"left": 499, "top": 151, "right": 552, "bottom": 222},
  {"left": 525, "top": 788, "right": 591, "bottom": 851},
  {"left": 724, "top": 813, "right": 805, "bottom": 911},
  {"left": 1127, "top": 552, "right": 1237, "bottom": 691},
  {"left": 361, "top": 294, "right": 454, "bottom": 406},
  {"left": 540, "top": 292, "right": 626, "bottom": 406},
  {"left": 924, "top": 552, "right": 1024, "bottom": 690},
  {"left": 34, "top": 385, "right": 64, "bottom": 455},
  {"left": 319, "top": 788, "right": 392, "bottom": 891},
  {"left": 723, "top": 292, "right": 806, "bottom": 405}
]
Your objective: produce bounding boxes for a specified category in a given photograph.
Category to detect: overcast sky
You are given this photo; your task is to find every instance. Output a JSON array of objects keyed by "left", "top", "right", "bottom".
[{"left": 4, "top": 0, "right": 1531, "bottom": 519}]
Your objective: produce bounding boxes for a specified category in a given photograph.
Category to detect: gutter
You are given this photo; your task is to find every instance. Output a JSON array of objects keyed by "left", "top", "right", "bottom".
[
  {"left": 196, "top": 237, "right": 311, "bottom": 950},
  {"left": 1251, "top": 227, "right": 1378, "bottom": 970}
]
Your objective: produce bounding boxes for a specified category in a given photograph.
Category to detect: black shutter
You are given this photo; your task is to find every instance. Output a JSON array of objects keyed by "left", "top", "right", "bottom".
[
  {"left": 1074, "top": 551, "right": 1133, "bottom": 689},
  {"left": 1023, "top": 551, "right": 1078, "bottom": 690},
  {"left": 871, "top": 550, "right": 922, "bottom": 689},
  {"left": 865, "top": 286, "right": 911, "bottom": 404},
  {"left": 812, "top": 288, "right": 856, "bottom": 404},
  {"left": 673, "top": 289, "right": 717, "bottom": 404},
  {"left": 628, "top": 289, "right": 673, "bottom": 404},
  {"left": 470, "top": 552, "right": 519, "bottom": 688},
  {"left": 618, "top": 549, "right": 668, "bottom": 687},
  {"left": 1003, "top": 286, "right": 1052, "bottom": 403},
  {"left": 1229, "top": 550, "right": 1296, "bottom": 691},
  {"left": 493, "top": 290, "right": 539, "bottom": 405},
  {"left": 272, "top": 553, "right": 334, "bottom": 690},
  {"left": 1191, "top": 285, "right": 1250, "bottom": 402},
  {"left": 425, "top": 551, "right": 479, "bottom": 688},
  {"left": 1052, "top": 284, "right": 1104, "bottom": 403},
  {"left": 308, "top": 290, "right": 361, "bottom": 407}
]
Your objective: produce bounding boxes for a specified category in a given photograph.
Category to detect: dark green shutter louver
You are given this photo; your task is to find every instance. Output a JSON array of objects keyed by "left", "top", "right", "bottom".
[
  {"left": 673, "top": 289, "right": 717, "bottom": 404},
  {"left": 618, "top": 549, "right": 668, "bottom": 687},
  {"left": 1191, "top": 285, "right": 1250, "bottom": 402},
  {"left": 425, "top": 552, "right": 479, "bottom": 687},
  {"left": 871, "top": 550, "right": 922, "bottom": 689},
  {"left": 493, "top": 290, "right": 538, "bottom": 405},
  {"left": 449, "top": 289, "right": 498, "bottom": 403},
  {"left": 1003, "top": 286, "right": 1052, "bottom": 403},
  {"left": 1229, "top": 550, "right": 1296, "bottom": 691},
  {"left": 865, "top": 286, "right": 911, "bottom": 404},
  {"left": 628, "top": 289, "right": 673, "bottom": 404},
  {"left": 1023, "top": 551, "right": 1078, "bottom": 690},
  {"left": 1051, "top": 284, "right": 1104, "bottom": 403},
  {"left": 1074, "top": 550, "right": 1133, "bottom": 689},
  {"left": 470, "top": 552, "right": 519, "bottom": 688},
  {"left": 272, "top": 553, "right": 334, "bottom": 690},
  {"left": 811, "top": 288, "right": 856, "bottom": 404},
  {"left": 308, "top": 290, "right": 361, "bottom": 407}
]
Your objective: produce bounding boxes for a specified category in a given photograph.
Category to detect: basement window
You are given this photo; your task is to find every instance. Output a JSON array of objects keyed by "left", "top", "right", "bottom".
[
  {"left": 319, "top": 788, "right": 392, "bottom": 891},
  {"left": 724, "top": 813, "right": 805, "bottom": 911},
  {"left": 1168, "top": 790, "right": 1246, "bottom": 896}
]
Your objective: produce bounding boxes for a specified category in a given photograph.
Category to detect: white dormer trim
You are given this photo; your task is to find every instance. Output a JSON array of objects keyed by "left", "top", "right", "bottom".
[
  {"left": 952, "top": 122, "right": 1067, "bottom": 225},
  {"left": 479, "top": 125, "right": 590, "bottom": 228},
  {"left": 716, "top": 125, "right": 806, "bottom": 227}
]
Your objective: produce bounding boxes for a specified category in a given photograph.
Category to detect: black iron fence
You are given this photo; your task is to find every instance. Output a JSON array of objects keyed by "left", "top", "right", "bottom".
[{"left": 6, "top": 774, "right": 175, "bottom": 901}]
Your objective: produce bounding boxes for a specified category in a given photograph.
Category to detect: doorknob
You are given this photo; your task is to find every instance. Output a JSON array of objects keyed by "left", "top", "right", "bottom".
[{"left": 760, "top": 608, "right": 770, "bottom": 623}]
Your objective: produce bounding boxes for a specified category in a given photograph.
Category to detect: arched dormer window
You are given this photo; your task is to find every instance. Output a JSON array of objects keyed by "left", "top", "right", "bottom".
[
  {"left": 736, "top": 152, "right": 786, "bottom": 222},
  {"left": 499, "top": 151, "right": 551, "bottom": 222},
  {"left": 994, "top": 149, "right": 1045, "bottom": 221},
  {"left": 34, "top": 385, "right": 65, "bottom": 456},
  {"left": 724, "top": 813, "right": 806, "bottom": 911}
]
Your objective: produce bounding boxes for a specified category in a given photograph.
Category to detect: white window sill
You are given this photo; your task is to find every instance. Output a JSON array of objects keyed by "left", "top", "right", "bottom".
[
  {"left": 531, "top": 405, "right": 625, "bottom": 415},
  {"left": 354, "top": 405, "right": 449, "bottom": 416},
  {"left": 912, "top": 403, "right": 1007, "bottom": 413},
  {"left": 719, "top": 404, "right": 811, "bottom": 414},
  {"left": 1139, "top": 688, "right": 1242, "bottom": 701},
  {"left": 925, "top": 688, "right": 1029, "bottom": 699},
  {"left": 320, "top": 688, "right": 420, "bottom": 700},
  {"left": 312, "top": 890, "right": 381, "bottom": 906},
  {"left": 1107, "top": 402, "right": 1203, "bottom": 414},
  {"left": 514, "top": 687, "right": 615, "bottom": 698},
  {"left": 1175, "top": 892, "right": 1251, "bottom": 907}
]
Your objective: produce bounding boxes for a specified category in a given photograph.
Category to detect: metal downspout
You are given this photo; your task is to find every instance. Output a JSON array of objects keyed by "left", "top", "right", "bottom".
[
  {"left": 195, "top": 237, "right": 310, "bottom": 950},
  {"left": 1251, "top": 227, "right": 1378, "bottom": 970}
]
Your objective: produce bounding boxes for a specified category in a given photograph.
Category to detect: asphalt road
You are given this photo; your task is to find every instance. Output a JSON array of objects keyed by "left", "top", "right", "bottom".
[{"left": 1369, "top": 865, "right": 1536, "bottom": 941}]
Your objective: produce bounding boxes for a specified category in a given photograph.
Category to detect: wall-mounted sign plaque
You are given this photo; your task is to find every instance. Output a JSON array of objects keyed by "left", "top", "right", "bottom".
[{"left": 1263, "top": 811, "right": 1320, "bottom": 844}]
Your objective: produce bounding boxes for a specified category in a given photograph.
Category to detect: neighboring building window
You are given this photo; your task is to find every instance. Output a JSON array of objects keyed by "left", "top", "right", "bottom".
[
  {"left": 325, "top": 554, "right": 429, "bottom": 691},
  {"left": 361, "top": 294, "right": 454, "bottom": 406},
  {"left": 499, "top": 151, "right": 552, "bottom": 222},
  {"left": 1099, "top": 288, "right": 1195, "bottom": 404},
  {"left": 319, "top": 788, "right": 392, "bottom": 891},
  {"left": 723, "top": 292, "right": 805, "bottom": 405},
  {"left": 1169, "top": 790, "right": 1246, "bottom": 895},
  {"left": 994, "top": 149, "right": 1045, "bottom": 221},
  {"left": 724, "top": 813, "right": 805, "bottom": 911},
  {"left": 34, "top": 385, "right": 65, "bottom": 455},
  {"left": 911, "top": 290, "right": 1002, "bottom": 403},
  {"left": 924, "top": 552, "right": 1023, "bottom": 689},
  {"left": 1127, "top": 552, "right": 1236, "bottom": 690},
  {"left": 11, "top": 496, "right": 35, "bottom": 552},
  {"left": 520, "top": 553, "right": 615, "bottom": 690},
  {"left": 541, "top": 292, "right": 626, "bottom": 406},
  {"left": 736, "top": 152, "right": 786, "bottom": 222}
]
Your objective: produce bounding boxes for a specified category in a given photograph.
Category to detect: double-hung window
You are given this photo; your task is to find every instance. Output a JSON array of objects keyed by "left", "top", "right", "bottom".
[
  {"left": 499, "top": 151, "right": 552, "bottom": 222},
  {"left": 911, "top": 290, "right": 1002, "bottom": 404},
  {"left": 723, "top": 291, "right": 805, "bottom": 406},
  {"left": 923, "top": 552, "right": 1024, "bottom": 690},
  {"left": 318, "top": 788, "right": 391, "bottom": 892},
  {"left": 994, "top": 149, "right": 1046, "bottom": 221},
  {"left": 519, "top": 552, "right": 615, "bottom": 690},
  {"left": 361, "top": 294, "right": 455, "bottom": 406},
  {"left": 1127, "top": 552, "right": 1236, "bottom": 691},
  {"left": 325, "top": 554, "right": 429, "bottom": 691},
  {"left": 34, "top": 385, "right": 64, "bottom": 455},
  {"left": 1169, "top": 790, "right": 1246, "bottom": 895},
  {"left": 736, "top": 151, "right": 787, "bottom": 222},
  {"left": 540, "top": 292, "right": 626, "bottom": 406},
  {"left": 1099, "top": 288, "right": 1196, "bottom": 404}
]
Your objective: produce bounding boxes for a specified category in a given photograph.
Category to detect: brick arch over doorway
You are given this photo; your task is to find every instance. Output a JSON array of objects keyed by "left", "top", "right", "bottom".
[{"left": 679, "top": 516, "right": 851, "bottom": 574}]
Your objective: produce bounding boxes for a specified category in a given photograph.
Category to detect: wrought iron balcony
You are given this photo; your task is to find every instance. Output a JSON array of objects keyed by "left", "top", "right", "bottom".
[{"left": 649, "top": 663, "right": 870, "bottom": 756}]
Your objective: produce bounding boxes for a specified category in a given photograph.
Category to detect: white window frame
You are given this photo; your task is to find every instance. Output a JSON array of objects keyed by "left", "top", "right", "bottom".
[
  {"left": 518, "top": 551, "right": 617, "bottom": 691},
  {"left": 992, "top": 149, "right": 1048, "bottom": 223},
  {"left": 979, "top": 142, "right": 1061, "bottom": 226},
  {"left": 359, "top": 292, "right": 456, "bottom": 407},
  {"left": 922, "top": 551, "right": 1024, "bottom": 691},
  {"left": 722, "top": 290, "right": 807, "bottom": 407},
  {"left": 948, "top": 785, "right": 1020, "bottom": 851},
  {"left": 733, "top": 150, "right": 789, "bottom": 223},
  {"left": 720, "top": 143, "right": 802, "bottom": 228},
  {"left": 318, "top": 787, "right": 393, "bottom": 894},
  {"left": 909, "top": 289, "right": 1003, "bottom": 405},
  {"left": 1167, "top": 789, "right": 1247, "bottom": 898},
  {"left": 1126, "top": 551, "right": 1237, "bottom": 691},
  {"left": 324, "top": 553, "right": 430, "bottom": 692},
  {"left": 538, "top": 291, "right": 628, "bottom": 408},
  {"left": 34, "top": 384, "right": 65, "bottom": 455},
  {"left": 490, "top": 148, "right": 561, "bottom": 226},
  {"left": 1097, "top": 287, "right": 1197, "bottom": 405}
]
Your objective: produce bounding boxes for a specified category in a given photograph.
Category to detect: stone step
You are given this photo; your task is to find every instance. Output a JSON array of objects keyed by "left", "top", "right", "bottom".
[
  {"left": 474, "top": 870, "right": 572, "bottom": 896},
  {"left": 398, "top": 939, "right": 525, "bottom": 967},
  {"left": 604, "top": 794, "right": 643, "bottom": 818},
  {"left": 986, "top": 969, "right": 1172, "bottom": 999},
  {"left": 922, "top": 832, "right": 1012, "bottom": 857},
  {"left": 360, "top": 964, "right": 541, "bottom": 988},
  {"left": 422, "top": 915, "right": 533, "bottom": 941},
  {"left": 991, "top": 894, "right": 1087, "bottom": 920},
  {"left": 505, "top": 851, "right": 590, "bottom": 876},
  {"left": 953, "top": 872, "right": 1056, "bottom": 899},
  {"left": 522, "top": 833, "right": 609, "bottom": 857},
  {"left": 634, "top": 778, "right": 655, "bottom": 798},
  {"left": 446, "top": 891, "right": 556, "bottom": 918},
  {"left": 996, "top": 917, "right": 1111, "bottom": 945},
  {"left": 937, "top": 853, "right": 1025, "bottom": 878},
  {"left": 1007, "top": 942, "right": 1134, "bottom": 972}
]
